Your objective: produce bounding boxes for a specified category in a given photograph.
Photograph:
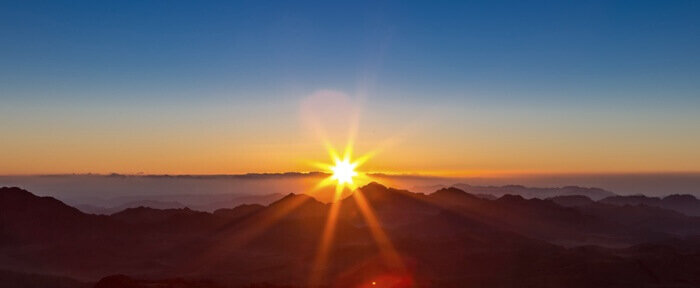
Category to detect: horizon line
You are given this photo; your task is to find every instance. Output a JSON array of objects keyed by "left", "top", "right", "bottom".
[{"left": 3, "top": 170, "right": 700, "bottom": 178}]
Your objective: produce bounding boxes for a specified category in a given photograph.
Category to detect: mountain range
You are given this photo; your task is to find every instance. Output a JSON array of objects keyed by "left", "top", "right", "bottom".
[
  {"left": 599, "top": 194, "right": 700, "bottom": 216},
  {"left": 74, "top": 193, "right": 284, "bottom": 215},
  {"left": 451, "top": 183, "right": 616, "bottom": 200},
  {"left": 2, "top": 184, "right": 700, "bottom": 287}
]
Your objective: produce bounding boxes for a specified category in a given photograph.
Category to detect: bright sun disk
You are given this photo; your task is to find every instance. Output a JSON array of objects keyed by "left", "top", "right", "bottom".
[{"left": 330, "top": 159, "right": 358, "bottom": 185}]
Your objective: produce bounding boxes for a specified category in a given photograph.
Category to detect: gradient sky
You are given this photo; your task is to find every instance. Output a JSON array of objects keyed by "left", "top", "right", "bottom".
[{"left": 1, "top": 0, "right": 699, "bottom": 175}]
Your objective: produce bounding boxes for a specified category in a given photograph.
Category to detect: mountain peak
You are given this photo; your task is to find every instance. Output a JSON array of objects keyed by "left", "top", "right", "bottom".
[
  {"left": 0, "top": 186, "right": 34, "bottom": 198},
  {"left": 428, "top": 187, "right": 482, "bottom": 207},
  {"left": 270, "top": 193, "right": 315, "bottom": 205},
  {"left": 0, "top": 186, "right": 83, "bottom": 216},
  {"left": 267, "top": 193, "right": 325, "bottom": 213},
  {"left": 359, "top": 181, "right": 388, "bottom": 191},
  {"left": 434, "top": 187, "right": 468, "bottom": 195},
  {"left": 430, "top": 187, "right": 477, "bottom": 200}
]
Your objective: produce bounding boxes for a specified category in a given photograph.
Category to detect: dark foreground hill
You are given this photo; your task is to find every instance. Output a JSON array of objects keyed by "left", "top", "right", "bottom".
[
  {"left": 2, "top": 185, "right": 700, "bottom": 287},
  {"left": 0, "top": 270, "right": 90, "bottom": 288}
]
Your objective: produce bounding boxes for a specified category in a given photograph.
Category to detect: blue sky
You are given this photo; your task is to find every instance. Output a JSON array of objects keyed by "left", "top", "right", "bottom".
[{"left": 1, "top": 1, "right": 699, "bottom": 174}]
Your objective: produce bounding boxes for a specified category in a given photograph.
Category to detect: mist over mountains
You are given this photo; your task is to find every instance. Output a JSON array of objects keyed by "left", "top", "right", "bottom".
[
  {"left": 3, "top": 182, "right": 700, "bottom": 287},
  {"left": 2, "top": 172, "right": 700, "bottom": 209}
]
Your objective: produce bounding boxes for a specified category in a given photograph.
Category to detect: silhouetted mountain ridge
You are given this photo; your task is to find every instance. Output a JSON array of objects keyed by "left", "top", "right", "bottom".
[
  {"left": 601, "top": 194, "right": 700, "bottom": 216},
  {"left": 3, "top": 185, "right": 700, "bottom": 288},
  {"left": 453, "top": 183, "right": 616, "bottom": 200},
  {"left": 547, "top": 195, "right": 595, "bottom": 207}
]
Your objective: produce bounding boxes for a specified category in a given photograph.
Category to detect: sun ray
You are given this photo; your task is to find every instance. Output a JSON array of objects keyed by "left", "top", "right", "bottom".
[
  {"left": 352, "top": 190, "right": 405, "bottom": 270},
  {"left": 342, "top": 138, "right": 354, "bottom": 162},
  {"left": 307, "top": 140, "right": 377, "bottom": 286},
  {"left": 309, "top": 183, "right": 345, "bottom": 287},
  {"left": 323, "top": 140, "right": 341, "bottom": 163},
  {"left": 182, "top": 184, "right": 332, "bottom": 274},
  {"left": 310, "top": 161, "right": 334, "bottom": 171},
  {"left": 312, "top": 175, "right": 337, "bottom": 191},
  {"left": 305, "top": 114, "right": 419, "bottom": 284},
  {"left": 351, "top": 150, "right": 376, "bottom": 168}
]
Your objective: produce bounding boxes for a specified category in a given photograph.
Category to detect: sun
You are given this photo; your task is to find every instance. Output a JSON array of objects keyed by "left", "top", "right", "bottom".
[
  {"left": 311, "top": 140, "right": 374, "bottom": 194},
  {"left": 330, "top": 158, "right": 358, "bottom": 185}
]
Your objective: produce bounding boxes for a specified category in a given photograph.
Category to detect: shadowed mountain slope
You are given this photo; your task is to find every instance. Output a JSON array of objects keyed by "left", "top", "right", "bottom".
[
  {"left": 2, "top": 185, "right": 700, "bottom": 287},
  {"left": 548, "top": 195, "right": 595, "bottom": 207},
  {"left": 0, "top": 270, "right": 90, "bottom": 288}
]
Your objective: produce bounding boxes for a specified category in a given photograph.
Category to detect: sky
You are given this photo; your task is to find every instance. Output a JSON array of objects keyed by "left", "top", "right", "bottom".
[{"left": 1, "top": 0, "right": 699, "bottom": 175}]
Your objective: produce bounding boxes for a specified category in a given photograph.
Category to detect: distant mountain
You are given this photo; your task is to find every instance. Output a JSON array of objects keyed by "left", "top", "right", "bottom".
[
  {"left": 453, "top": 183, "right": 616, "bottom": 200},
  {"left": 601, "top": 194, "right": 700, "bottom": 216},
  {"left": 75, "top": 193, "right": 285, "bottom": 215},
  {"left": 427, "top": 187, "right": 654, "bottom": 247},
  {"left": 76, "top": 200, "right": 188, "bottom": 215},
  {"left": 192, "top": 193, "right": 285, "bottom": 212},
  {"left": 410, "top": 184, "right": 446, "bottom": 193},
  {"left": 74, "top": 203, "right": 110, "bottom": 215},
  {"left": 574, "top": 202, "right": 700, "bottom": 237},
  {"left": 601, "top": 195, "right": 661, "bottom": 206},
  {"left": 212, "top": 203, "right": 265, "bottom": 220},
  {"left": 3, "top": 185, "right": 700, "bottom": 288},
  {"left": 548, "top": 195, "right": 595, "bottom": 207},
  {"left": 111, "top": 206, "right": 206, "bottom": 224}
]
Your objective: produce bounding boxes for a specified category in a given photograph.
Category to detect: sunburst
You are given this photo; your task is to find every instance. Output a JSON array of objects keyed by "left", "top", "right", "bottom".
[
  {"left": 311, "top": 140, "right": 373, "bottom": 195},
  {"left": 308, "top": 140, "right": 405, "bottom": 287},
  {"left": 330, "top": 158, "right": 358, "bottom": 185}
]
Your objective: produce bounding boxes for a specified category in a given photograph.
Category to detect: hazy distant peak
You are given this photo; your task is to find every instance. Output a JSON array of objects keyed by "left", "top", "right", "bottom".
[
  {"left": 269, "top": 193, "right": 320, "bottom": 207},
  {"left": 434, "top": 186, "right": 467, "bottom": 194},
  {"left": 355, "top": 182, "right": 420, "bottom": 202},
  {"left": 114, "top": 206, "right": 193, "bottom": 214},
  {"left": 601, "top": 195, "right": 660, "bottom": 203},
  {"left": 110, "top": 206, "right": 205, "bottom": 224},
  {"left": 410, "top": 184, "right": 447, "bottom": 193},
  {"left": 431, "top": 187, "right": 474, "bottom": 199},
  {"left": 600, "top": 194, "right": 700, "bottom": 216},
  {"left": 213, "top": 204, "right": 264, "bottom": 219},
  {"left": 452, "top": 183, "right": 616, "bottom": 200},
  {"left": 358, "top": 181, "right": 388, "bottom": 191},
  {"left": 427, "top": 187, "right": 483, "bottom": 207},
  {"left": 663, "top": 194, "right": 698, "bottom": 201}
]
